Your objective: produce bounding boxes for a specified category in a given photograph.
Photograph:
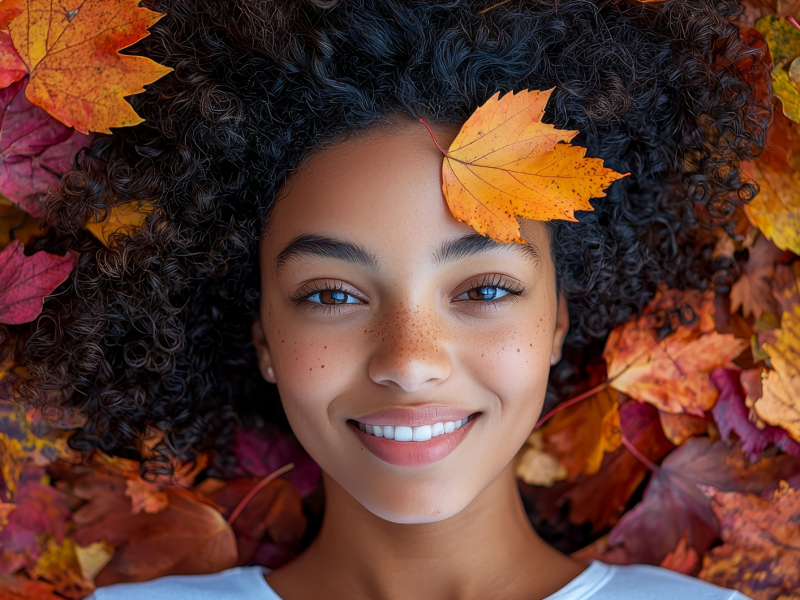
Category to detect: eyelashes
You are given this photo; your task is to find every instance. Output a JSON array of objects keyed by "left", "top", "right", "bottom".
[{"left": 290, "top": 274, "right": 525, "bottom": 315}]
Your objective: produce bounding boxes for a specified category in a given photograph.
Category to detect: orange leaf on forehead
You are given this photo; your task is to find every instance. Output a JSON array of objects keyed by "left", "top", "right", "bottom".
[
  {"left": 0, "top": 0, "right": 172, "bottom": 134},
  {"left": 434, "top": 89, "right": 628, "bottom": 244},
  {"left": 603, "top": 289, "right": 747, "bottom": 415}
]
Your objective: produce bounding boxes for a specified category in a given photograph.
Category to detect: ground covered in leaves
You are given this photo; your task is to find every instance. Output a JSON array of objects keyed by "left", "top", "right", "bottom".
[{"left": 1, "top": 0, "right": 800, "bottom": 598}]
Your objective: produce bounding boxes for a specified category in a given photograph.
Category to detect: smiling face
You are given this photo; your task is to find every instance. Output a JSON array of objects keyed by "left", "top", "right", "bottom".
[{"left": 254, "top": 119, "right": 568, "bottom": 524}]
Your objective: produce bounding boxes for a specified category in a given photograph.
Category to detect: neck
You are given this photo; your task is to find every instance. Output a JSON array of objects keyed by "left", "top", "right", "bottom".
[{"left": 268, "top": 463, "right": 584, "bottom": 600}]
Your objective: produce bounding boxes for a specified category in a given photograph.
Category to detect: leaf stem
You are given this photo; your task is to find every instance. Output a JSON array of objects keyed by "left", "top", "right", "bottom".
[
  {"left": 227, "top": 462, "right": 295, "bottom": 526},
  {"left": 419, "top": 119, "right": 448, "bottom": 155},
  {"left": 535, "top": 381, "right": 610, "bottom": 429},
  {"left": 620, "top": 434, "right": 660, "bottom": 472}
]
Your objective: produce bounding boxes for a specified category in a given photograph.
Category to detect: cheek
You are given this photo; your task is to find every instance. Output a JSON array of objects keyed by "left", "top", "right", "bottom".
[{"left": 460, "top": 317, "right": 554, "bottom": 415}]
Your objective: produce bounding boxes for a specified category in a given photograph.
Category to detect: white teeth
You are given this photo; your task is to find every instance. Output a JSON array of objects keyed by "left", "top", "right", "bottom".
[
  {"left": 357, "top": 417, "right": 473, "bottom": 441},
  {"left": 412, "top": 425, "right": 432, "bottom": 442},
  {"left": 394, "top": 426, "right": 413, "bottom": 442}
]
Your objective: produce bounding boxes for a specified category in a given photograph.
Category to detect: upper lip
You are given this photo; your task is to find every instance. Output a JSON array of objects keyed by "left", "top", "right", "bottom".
[{"left": 352, "top": 405, "right": 477, "bottom": 427}]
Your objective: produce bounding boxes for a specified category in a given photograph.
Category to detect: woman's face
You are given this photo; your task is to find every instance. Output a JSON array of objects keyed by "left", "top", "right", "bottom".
[{"left": 255, "top": 120, "right": 568, "bottom": 524}]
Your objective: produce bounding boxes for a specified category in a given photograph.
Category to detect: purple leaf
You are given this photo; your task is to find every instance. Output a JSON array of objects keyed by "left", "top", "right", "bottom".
[
  {"left": 0, "top": 79, "right": 94, "bottom": 217},
  {"left": 0, "top": 240, "right": 75, "bottom": 325}
]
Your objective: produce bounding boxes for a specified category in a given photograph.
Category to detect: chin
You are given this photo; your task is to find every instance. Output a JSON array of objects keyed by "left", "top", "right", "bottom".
[{"left": 355, "top": 483, "right": 474, "bottom": 524}]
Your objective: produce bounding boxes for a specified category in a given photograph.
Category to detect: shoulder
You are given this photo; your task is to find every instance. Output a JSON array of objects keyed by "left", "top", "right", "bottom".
[
  {"left": 548, "top": 562, "right": 751, "bottom": 600},
  {"left": 89, "top": 567, "right": 279, "bottom": 600}
]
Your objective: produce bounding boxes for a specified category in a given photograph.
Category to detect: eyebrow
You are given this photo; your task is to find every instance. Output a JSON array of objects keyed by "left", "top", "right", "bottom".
[
  {"left": 276, "top": 234, "right": 378, "bottom": 272},
  {"left": 433, "top": 233, "right": 540, "bottom": 265}
]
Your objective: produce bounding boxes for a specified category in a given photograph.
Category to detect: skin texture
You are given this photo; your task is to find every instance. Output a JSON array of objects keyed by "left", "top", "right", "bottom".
[{"left": 252, "top": 120, "right": 582, "bottom": 600}]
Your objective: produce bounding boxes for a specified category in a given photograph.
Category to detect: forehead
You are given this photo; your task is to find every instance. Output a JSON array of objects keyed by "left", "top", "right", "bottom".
[{"left": 265, "top": 120, "right": 468, "bottom": 255}]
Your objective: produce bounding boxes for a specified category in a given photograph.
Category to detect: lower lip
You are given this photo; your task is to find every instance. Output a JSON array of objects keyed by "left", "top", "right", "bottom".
[{"left": 349, "top": 416, "right": 478, "bottom": 467}]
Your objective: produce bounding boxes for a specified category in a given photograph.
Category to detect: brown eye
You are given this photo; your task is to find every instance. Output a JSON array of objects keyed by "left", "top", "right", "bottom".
[
  {"left": 318, "top": 290, "right": 350, "bottom": 304},
  {"left": 467, "top": 286, "right": 502, "bottom": 301}
]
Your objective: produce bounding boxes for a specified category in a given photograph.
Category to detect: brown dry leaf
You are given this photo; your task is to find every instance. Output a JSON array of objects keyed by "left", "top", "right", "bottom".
[
  {"left": 85, "top": 200, "right": 154, "bottom": 248},
  {"left": 658, "top": 410, "right": 709, "bottom": 446},
  {"left": 536, "top": 388, "right": 621, "bottom": 480},
  {"left": 603, "top": 289, "right": 747, "bottom": 416},
  {"left": 68, "top": 469, "right": 237, "bottom": 585},
  {"left": 436, "top": 89, "right": 627, "bottom": 244},
  {"left": 124, "top": 478, "right": 168, "bottom": 516},
  {"left": 0, "top": 575, "right": 62, "bottom": 600},
  {"left": 515, "top": 431, "right": 567, "bottom": 487},
  {"left": 730, "top": 235, "right": 784, "bottom": 319},
  {"left": 699, "top": 482, "right": 800, "bottom": 599},
  {"left": 756, "top": 305, "right": 800, "bottom": 441}
]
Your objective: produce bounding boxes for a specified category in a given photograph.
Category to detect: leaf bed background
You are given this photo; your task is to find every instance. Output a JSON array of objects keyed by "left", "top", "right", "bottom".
[{"left": 0, "top": 0, "right": 799, "bottom": 598}]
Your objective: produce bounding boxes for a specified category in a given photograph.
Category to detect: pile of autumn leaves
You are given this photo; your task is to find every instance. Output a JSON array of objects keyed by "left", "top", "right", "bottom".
[{"left": 0, "top": 0, "right": 799, "bottom": 598}]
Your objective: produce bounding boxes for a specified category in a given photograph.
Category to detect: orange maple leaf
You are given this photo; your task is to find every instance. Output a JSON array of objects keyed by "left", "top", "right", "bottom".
[
  {"left": 603, "top": 289, "right": 747, "bottom": 416},
  {"left": 729, "top": 235, "right": 783, "bottom": 319},
  {"left": 428, "top": 89, "right": 628, "bottom": 244},
  {"left": 0, "top": 0, "right": 172, "bottom": 134},
  {"left": 85, "top": 200, "right": 154, "bottom": 247}
]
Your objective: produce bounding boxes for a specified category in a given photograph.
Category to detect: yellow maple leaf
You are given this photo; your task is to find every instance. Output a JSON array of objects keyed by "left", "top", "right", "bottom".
[
  {"left": 30, "top": 537, "right": 113, "bottom": 597},
  {"left": 755, "top": 305, "right": 800, "bottom": 442},
  {"left": 3, "top": 0, "right": 172, "bottom": 134},
  {"left": 432, "top": 89, "right": 628, "bottom": 244},
  {"left": 85, "top": 200, "right": 154, "bottom": 247},
  {"left": 742, "top": 158, "right": 800, "bottom": 255}
]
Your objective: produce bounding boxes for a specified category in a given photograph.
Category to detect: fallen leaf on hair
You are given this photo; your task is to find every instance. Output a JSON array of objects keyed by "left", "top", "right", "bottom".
[
  {"left": 699, "top": 482, "right": 800, "bottom": 599},
  {"left": 434, "top": 88, "right": 627, "bottom": 244},
  {"left": 602, "top": 438, "right": 800, "bottom": 565},
  {"left": 755, "top": 305, "right": 800, "bottom": 441},
  {"left": 730, "top": 235, "right": 783, "bottom": 318},
  {"left": 712, "top": 368, "right": 800, "bottom": 460},
  {"left": 659, "top": 530, "right": 701, "bottom": 576},
  {"left": 0, "top": 241, "right": 74, "bottom": 325},
  {"left": 0, "top": 575, "right": 62, "bottom": 599},
  {"left": 603, "top": 289, "right": 746, "bottom": 415},
  {"left": 0, "top": 80, "right": 94, "bottom": 218},
  {"left": 0, "top": 0, "right": 172, "bottom": 134},
  {"left": 85, "top": 200, "right": 154, "bottom": 248}
]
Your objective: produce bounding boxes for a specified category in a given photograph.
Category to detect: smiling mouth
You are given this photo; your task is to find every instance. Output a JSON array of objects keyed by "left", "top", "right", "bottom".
[
  {"left": 348, "top": 413, "right": 480, "bottom": 467},
  {"left": 352, "top": 416, "right": 472, "bottom": 441}
]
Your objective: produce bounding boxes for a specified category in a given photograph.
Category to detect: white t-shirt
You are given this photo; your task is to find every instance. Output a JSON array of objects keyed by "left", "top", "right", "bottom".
[{"left": 89, "top": 561, "right": 751, "bottom": 599}]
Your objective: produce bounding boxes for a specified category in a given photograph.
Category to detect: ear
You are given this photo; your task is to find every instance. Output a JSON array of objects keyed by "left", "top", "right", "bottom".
[
  {"left": 550, "top": 292, "right": 569, "bottom": 366},
  {"left": 252, "top": 316, "right": 277, "bottom": 383}
]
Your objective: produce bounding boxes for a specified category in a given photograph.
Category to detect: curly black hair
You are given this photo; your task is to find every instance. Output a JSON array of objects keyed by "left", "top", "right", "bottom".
[{"left": 20, "top": 0, "right": 769, "bottom": 472}]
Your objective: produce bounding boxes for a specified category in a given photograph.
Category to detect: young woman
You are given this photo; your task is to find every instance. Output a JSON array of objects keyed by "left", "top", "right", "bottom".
[{"left": 25, "top": 0, "right": 764, "bottom": 598}]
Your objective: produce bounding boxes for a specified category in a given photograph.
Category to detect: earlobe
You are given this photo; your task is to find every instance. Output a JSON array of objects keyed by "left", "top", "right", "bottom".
[
  {"left": 251, "top": 317, "right": 277, "bottom": 383},
  {"left": 550, "top": 293, "right": 569, "bottom": 366}
]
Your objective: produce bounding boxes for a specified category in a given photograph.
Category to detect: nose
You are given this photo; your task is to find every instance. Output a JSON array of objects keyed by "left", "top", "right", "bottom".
[{"left": 367, "top": 304, "right": 452, "bottom": 393}]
